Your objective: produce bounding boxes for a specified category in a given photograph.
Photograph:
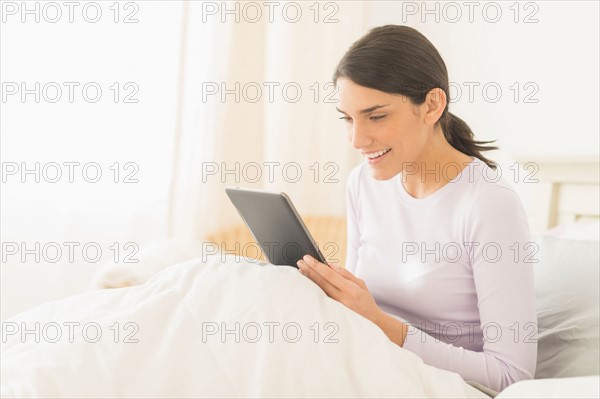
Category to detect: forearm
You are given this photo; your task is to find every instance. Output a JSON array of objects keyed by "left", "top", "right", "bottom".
[
  {"left": 401, "top": 326, "right": 537, "bottom": 392},
  {"left": 373, "top": 309, "right": 409, "bottom": 347}
]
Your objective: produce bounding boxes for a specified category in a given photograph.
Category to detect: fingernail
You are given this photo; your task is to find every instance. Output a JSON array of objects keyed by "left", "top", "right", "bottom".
[{"left": 303, "top": 255, "right": 312, "bottom": 263}]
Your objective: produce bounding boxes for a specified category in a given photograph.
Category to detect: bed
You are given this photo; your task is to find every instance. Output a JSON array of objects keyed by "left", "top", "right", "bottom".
[{"left": 1, "top": 157, "right": 598, "bottom": 398}]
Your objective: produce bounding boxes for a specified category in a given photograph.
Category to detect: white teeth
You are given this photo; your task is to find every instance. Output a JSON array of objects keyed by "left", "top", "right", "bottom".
[{"left": 366, "top": 149, "right": 391, "bottom": 159}]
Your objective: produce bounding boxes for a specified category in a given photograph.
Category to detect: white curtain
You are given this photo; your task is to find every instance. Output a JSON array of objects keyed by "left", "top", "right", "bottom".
[{"left": 168, "top": 2, "right": 368, "bottom": 241}]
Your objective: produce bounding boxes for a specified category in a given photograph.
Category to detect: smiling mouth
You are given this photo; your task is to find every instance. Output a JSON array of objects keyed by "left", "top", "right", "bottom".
[{"left": 365, "top": 148, "right": 391, "bottom": 160}]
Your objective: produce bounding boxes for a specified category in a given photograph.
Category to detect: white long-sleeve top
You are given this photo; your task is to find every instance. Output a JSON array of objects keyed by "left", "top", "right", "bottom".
[{"left": 344, "top": 156, "right": 538, "bottom": 392}]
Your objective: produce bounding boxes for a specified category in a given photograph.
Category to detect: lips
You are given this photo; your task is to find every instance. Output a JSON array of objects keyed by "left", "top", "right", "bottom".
[
  {"left": 366, "top": 148, "right": 391, "bottom": 165},
  {"left": 365, "top": 148, "right": 391, "bottom": 159}
]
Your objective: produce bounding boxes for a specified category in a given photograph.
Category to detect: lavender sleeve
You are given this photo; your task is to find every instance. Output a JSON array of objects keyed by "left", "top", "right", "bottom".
[
  {"left": 401, "top": 186, "right": 538, "bottom": 392},
  {"left": 345, "top": 166, "right": 361, "bottom": 275}
]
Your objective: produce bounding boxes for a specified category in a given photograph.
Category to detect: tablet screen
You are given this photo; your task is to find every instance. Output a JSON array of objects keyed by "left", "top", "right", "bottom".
[{"left": 225, "top": 187, "right": 328, "bottom": 267}]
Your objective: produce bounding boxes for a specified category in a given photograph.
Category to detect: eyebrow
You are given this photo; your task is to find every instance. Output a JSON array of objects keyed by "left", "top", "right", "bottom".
[{"left": 336, "top": 104, "right": 390, "bottom": 115}]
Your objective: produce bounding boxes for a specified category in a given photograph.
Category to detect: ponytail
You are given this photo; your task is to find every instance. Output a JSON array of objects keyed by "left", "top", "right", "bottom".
[{"left": 440, "top": 112, "right": 499, "bottom": 170}]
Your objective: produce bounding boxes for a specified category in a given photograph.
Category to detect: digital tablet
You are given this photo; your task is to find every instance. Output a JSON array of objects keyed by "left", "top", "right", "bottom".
[{"left": 225, "top": 186, "right": 328, "bottom": 267}]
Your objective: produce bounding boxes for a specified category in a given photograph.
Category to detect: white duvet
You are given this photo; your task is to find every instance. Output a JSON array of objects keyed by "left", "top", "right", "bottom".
[{"left": 1, "top": 254, "right": 488, "bottom": 398}]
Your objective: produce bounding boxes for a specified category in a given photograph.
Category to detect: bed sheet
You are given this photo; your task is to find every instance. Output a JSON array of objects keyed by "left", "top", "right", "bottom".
[{"left": 1, "top": 254, "right": 488, "bottom": 398}]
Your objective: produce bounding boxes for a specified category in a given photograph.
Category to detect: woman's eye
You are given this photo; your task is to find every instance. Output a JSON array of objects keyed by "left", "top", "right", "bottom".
[
  {"left": 370, "top": 115, "right": 387, "bottom": 121},
  {"left": 339, "top": 116, "right": 352, "bottom": 122}
]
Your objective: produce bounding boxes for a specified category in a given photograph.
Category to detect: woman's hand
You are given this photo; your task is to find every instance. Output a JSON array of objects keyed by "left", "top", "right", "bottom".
[
  {"left": 297, "top": 254, "right": 409, "bottom": 347},
  {"left": 297, "top": 254, "right": 384, "bottom": 326}
]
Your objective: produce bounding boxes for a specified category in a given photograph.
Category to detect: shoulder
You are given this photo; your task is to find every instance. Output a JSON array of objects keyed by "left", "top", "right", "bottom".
[
  {"left": 346, "top": 161, "right": 367, "bottom": 198},
  {"left": 462, "top": 159, "right": 531, "bottom": 235},
  {"left": 459, "top": 158, "right": 523, "bottom": 207},
  {"left": 347, "top": 161, "right": 366, "bottom": 186}
]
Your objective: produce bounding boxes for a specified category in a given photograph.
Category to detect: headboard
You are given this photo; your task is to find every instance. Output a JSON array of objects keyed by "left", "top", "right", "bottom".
[{"left": 512, "top": 156, "right": 600, "bottom": 236}]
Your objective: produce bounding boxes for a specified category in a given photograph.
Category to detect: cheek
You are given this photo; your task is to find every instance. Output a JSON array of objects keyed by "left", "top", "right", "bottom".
[
  {"left": 384, "top": 118, "right": 411, "bottom": 145},
  {"left": 386, "top": 118, "right": 424, "bottom": 154}
]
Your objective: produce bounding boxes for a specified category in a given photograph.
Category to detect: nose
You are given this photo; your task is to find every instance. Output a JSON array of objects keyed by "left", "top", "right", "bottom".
[{"left": 349, "top": 121, "right": 372, "bottom": 150}]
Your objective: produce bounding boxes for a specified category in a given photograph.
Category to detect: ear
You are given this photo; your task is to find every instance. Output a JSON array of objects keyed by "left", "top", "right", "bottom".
[{"left": 422, "top": 88, "right": 447, "bottom": 126}]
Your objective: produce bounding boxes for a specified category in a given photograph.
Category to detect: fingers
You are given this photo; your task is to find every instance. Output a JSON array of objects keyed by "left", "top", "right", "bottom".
[
  {"left": 330, "top": 264, "right": 367, "bottom": 290},
  {"left": 298, "top": 257, "right": 340, "bottom": 298},
  {"left": 300, "top": 255, "right": 350, "bottom": 290},
  {"left": 298, "top": 255, "right": 370, "bottom": 302},
  {"left": 330, "top": 263, "right": 355, "bottom": 279}
]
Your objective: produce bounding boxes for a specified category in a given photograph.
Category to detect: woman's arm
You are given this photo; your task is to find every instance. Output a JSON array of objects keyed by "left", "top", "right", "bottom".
[
  {"left": 344, "top": 164, "right": 362, "bottom": 274},
  {"left": 397, "top": 186, "right": 538, "bottom": 392},
  {"left": 307, "top": 175, "right": 537, "bottom": 393},
  {"left": 372, "top": 309, "right": 409, "bottom": 348}
]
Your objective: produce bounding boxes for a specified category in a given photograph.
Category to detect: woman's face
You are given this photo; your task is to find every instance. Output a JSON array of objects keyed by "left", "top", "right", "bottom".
[{"left": 336, "top": 77, "right": 431, "bottom": 181}]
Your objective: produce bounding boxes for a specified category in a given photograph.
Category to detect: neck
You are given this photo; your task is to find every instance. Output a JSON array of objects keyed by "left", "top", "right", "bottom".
[{"left": 401, "top": 128, "right": 473, "bottom": 199}]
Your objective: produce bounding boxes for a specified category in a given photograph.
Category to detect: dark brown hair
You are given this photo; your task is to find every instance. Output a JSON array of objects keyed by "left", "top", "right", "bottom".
[{"left": 332, "top": 25, "right": 498, "bottom": 170}]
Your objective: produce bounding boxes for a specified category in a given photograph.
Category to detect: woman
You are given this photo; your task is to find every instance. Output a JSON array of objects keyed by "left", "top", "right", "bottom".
[{"left": 297, "top": 25, "right": 537, "bottom": 393}]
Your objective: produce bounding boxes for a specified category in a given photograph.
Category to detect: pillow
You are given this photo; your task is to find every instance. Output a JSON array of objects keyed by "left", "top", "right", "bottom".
[
  {"left": 545, "top": 220, "right": 600, "bottom": 241},
  {"left": 533, "top": 235, "right": 600, "bottom": 378},
  {"left": 496, "top": 375, "right": 600, "bottom": 398},
  {"left": 89, "top": 237, "right": 207, "bottom": 289}
]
